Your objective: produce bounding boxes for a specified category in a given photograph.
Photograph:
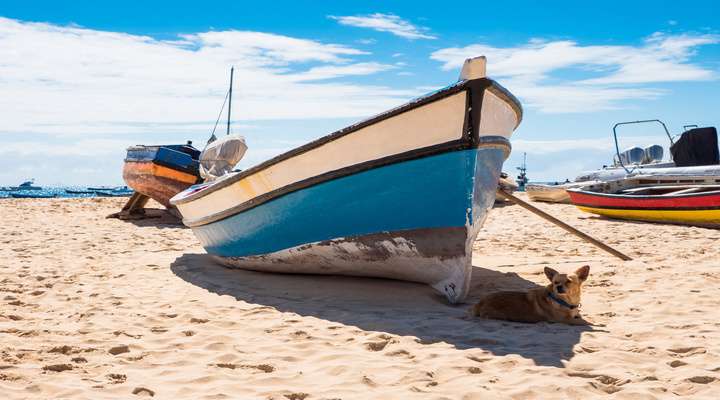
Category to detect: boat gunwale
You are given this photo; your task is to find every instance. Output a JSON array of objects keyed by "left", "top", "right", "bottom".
[
  {"left": 575, "top": 204, "right": 720, "bottom": 211},
  {"left": 172, "top": 77, "right": 522, "bottom": 207},
  {"left": 182, "top": 136, "right": 511, "bottom": 227},
  {"left": 567, "top": 187, "right": 720, "bottom": 200}
]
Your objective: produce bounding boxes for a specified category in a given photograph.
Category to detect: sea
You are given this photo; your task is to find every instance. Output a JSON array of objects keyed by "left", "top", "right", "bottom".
[{"left": 0, "top": 186, "right": 133, "bottom": 199}]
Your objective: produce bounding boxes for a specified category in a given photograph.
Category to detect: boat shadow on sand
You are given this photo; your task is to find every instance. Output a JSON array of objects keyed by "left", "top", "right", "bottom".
[
  {"left": 110, "top": 208, "right": 188, "bottom": 229},
  {"left": 171, "top": 253, "right": 594, "bottom": 368}
]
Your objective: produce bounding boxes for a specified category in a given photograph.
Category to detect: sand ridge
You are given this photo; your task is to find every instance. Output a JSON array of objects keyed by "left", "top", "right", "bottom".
[{"left": 1, "top": 196, "right": 719, "bottom": 399}]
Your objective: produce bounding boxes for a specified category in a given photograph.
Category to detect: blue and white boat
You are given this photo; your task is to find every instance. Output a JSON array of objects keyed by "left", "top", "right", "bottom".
[
  {"left": 7, "top": 179, "right": 42, "bottom": 191},
  {"left": 171, "top": 57, "right": 522, "bottom": 303}
]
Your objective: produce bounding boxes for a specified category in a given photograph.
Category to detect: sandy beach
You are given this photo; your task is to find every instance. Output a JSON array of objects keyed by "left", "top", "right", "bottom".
[{"left": 1, "top": 196, "right": 719, "bottom": 399}]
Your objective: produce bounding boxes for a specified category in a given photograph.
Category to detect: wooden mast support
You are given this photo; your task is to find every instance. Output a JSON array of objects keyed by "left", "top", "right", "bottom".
[
  {"left": 107, "top": 192, "right": 151, "bottom": 220},
  {"left": 496, "top": 188, "right": 632, "bottom": 261}
]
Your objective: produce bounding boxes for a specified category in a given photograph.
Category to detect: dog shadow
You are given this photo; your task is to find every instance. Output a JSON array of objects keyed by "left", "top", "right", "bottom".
[{"left": 171, "top": 253, "right": 592, "bottom": 367}]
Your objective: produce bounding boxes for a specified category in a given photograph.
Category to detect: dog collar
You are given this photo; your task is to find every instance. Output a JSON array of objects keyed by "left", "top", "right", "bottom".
[{"left": 547, "top": 292, "right": 579, "bottom": 309}]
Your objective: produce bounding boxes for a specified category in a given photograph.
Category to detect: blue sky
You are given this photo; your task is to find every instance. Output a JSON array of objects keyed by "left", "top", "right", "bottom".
[{"left": 1, "top": 1, "right": 719, "bottom": 185}]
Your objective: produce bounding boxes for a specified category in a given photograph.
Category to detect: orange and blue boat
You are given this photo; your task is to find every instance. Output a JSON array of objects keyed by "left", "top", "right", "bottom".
[
  {"left": 122, "top": 143, "right": 201, "bottom": 208},
  {"left": 568, "top": 184, "right": 720, "bottom": 228}
]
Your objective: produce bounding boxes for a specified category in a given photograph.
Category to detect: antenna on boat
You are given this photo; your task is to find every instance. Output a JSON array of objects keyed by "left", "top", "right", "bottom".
[
  {"left": 207, "top": 67, "right": 235, "bottom": 144},
  {"left": 226, "top": 66, "right": 234, "bottom": 136}
]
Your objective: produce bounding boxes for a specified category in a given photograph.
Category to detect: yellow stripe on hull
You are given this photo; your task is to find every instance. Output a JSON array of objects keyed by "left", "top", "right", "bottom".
[
  {"left": 125, "top": 161, "right": 198, "bottom": 184},
  {"left": 577, "top": 206, "right": 720, "bottom": 226}
]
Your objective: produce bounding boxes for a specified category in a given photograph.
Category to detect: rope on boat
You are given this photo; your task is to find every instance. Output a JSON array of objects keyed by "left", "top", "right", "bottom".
[{"left": 207, "top": 88, "right": 230, "bottom": 145}]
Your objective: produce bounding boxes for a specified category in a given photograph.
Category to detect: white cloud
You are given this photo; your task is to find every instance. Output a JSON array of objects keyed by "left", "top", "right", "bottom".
[
  {"left": 512, "top": 135, "right": 668, "bottom": 154},
  {"left": 431, "top": 33, "right": 719, "bottom": 113},
  {"left": 330, "top": 13, "right": 436, "bottom": 40},
  {"left": 287, "top": 62, "right": 395, "bottom": 82},
  {"left": 0, "top": 17, "right": 416, "bottom": 136},
  {"left": 0, "top": 138, "right": 133, "bottom": 157}
]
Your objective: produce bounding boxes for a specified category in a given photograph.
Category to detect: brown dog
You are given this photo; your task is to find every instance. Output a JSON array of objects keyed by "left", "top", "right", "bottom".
[{"left": 471, "top": 266, "right": 590, "bottom": 324}]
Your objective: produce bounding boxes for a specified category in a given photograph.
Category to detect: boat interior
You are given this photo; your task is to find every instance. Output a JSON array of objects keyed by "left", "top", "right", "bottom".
[{"left": 617, "top": 184, "right": 720, "bottom": 196}]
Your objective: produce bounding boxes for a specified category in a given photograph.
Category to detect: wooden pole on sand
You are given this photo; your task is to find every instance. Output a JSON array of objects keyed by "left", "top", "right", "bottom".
[{"left": 496, "top": 188, "right": 632, "bottom": 261}]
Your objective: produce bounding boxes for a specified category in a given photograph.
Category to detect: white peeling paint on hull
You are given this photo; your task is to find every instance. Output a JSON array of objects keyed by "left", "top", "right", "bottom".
[{"left": 215, "top": 226, "right": 480, "bottom": 303}]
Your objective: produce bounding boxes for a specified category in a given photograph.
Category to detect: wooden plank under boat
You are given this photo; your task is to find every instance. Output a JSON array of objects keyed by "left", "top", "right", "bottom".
[
  {"left": 170, "top": 57, "right": 523, "bottom": 303},
  {"left": 567, "top": 184, "right": 720, "bottom": 227},
  {"left": 122, "top": 144, "right": 201, "bottom": 208}
]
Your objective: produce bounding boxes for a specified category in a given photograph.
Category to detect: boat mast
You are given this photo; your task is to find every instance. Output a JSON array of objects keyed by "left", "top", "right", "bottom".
[
  {"left": 516, "top": 152, "right": 528, "bottom": 190},
  {"left": 226, "top": 66, "right": 234, "bottom": 135}
]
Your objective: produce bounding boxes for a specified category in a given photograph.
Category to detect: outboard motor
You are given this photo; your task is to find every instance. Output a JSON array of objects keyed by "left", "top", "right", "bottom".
[
  {"left": 619, "top": 147, "right": 644, "bottom": 166},
  {"left": 670, "top": 127, "right": 719, "bottom": 167},
  {"left": 642, "top": 145, "right": 663, "bottom": 164},
  {"left": 199, "top": 135, "right": 248, "bottom": 181}
]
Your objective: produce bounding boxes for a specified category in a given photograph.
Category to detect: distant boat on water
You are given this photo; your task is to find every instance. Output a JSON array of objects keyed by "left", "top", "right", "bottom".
[
  {"left": 65, "top": 189, "right": 96, "bottom": 195},
  {"left": 94, "top": 190, "right": 133, "bottom": 197},
  {"left": 3, "top": 179, "right": 43, "bottom": 191},
  {"left": 171, "top": 56, "right": 523, "bottom": 304}
]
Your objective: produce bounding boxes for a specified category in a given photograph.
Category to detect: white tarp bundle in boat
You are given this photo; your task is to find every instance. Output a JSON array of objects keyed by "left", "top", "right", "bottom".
[{"left": 200, "top": 135, "right": 248, "bottom": 181}]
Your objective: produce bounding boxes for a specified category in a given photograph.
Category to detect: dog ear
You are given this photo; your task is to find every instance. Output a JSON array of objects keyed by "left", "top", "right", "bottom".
[
  {"left": 575, "top": 265, "right": 590, "bottom": 282},
  {"left": 544, "top": 267, "right": 558, "bottom": 281}
]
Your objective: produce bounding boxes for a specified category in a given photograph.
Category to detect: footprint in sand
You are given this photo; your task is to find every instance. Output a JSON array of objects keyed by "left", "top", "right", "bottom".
[
  {"left": 668, "top": 360, "right": 687, "bottom": 368},
  {"left": 107, "top": 373, "right": 127, "bottom": 384},
  {"left": 245, "top": 364, "right": 275, "bottom": 373},
  {"left": 362, "top": 376, "right": 377, "bottom": 387},
  {"left": 42, "top": 364, "right": 73, "bottom": 372},
  {"left": 48, "top": 345, "right": 81, "bottom": 355},
  {"left": 214, "top": 363, "right": 275, "bottom": 373},
  {"left": 132, "top": 387, "right": 155, "bottom": 397},
  {"left": 687, "top": 376, "right": 716, "bottom": 384},
  {"left": 386, "top": 349, "right": 414, "bottom": 359},
  {"left": 108, "top": 345, "right": 130, "bottom": 355},
  {"left": 667, "top": 347, "right": 706, "bottom": 356},
  {"left": 284, "top": 393, "right": 309, "bottom": 400},
  {"left": 365, "top": 340, "right": 393, "bottom": 352}
]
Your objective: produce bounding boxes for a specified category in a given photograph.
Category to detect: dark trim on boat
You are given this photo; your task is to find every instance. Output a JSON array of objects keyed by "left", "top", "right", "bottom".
[
  {"left": 568, "top": 188, "right": 720, "bottom": 200},
  {"left": 174, "top": 77, "right": 521, "bottom": 206},
  {"left": 575, "top": 204, "right": 720, "bottom": 211},
  {"left": 183, "top": 136, "right": 511, "bottom": 227}
]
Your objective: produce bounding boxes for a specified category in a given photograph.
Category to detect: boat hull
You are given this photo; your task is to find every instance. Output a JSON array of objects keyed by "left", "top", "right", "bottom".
[
  {"left": 568, "top": 189, "right": 720, "bottom": 227},
  {"left": 172, "top": 70, "right": 522, "bottom": 303},
  {"left": 123, "top": 161, "right": 198, "bottom": 207},
  {"left": 193, "top": 145, "right": 507, "bottom": 302},
  {"left": 122, "top": 144, "right": 201, "bottom": 208}
]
